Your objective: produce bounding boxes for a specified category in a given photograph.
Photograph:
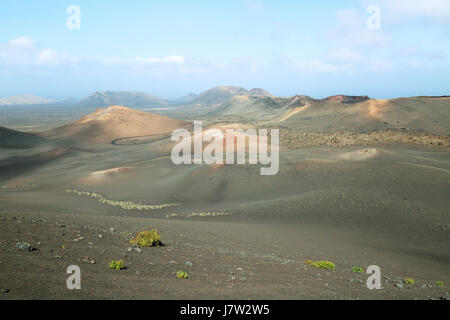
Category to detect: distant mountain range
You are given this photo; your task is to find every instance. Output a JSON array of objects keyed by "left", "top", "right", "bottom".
[
  {"left": 0, "top": 86, "right": 274, "bottom": 107},
  {"left": 0, "top": 94, "right": 56, "bottom": 106},
  {"left": 186, "top": 86, "right": 273, "bottom": 107},
  {"left": 203, "top": 94, "right": 449, "bottom": 136},
  {"left": 2, "top": 92, "right": 449, "bottom": 147},
  {"left": 2, "top": 88, "right": 448, "bottom": 133},
  {"left": 77, "top": 91, "right": 169, "bottom": 108}
]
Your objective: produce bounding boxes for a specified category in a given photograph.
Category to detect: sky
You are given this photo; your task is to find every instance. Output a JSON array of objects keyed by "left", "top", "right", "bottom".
[{"left": 0, "top": 0, "right": 449, "bottom": 99}]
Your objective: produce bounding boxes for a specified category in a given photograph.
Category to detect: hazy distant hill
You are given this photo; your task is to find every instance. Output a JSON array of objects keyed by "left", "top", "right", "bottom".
[
  {"left": 208, "top": 94, "right": 315, "bottom": 117},
  {"left": 247, "top": 88, "right": 273, "bottom": 97},
  {"left": 173, "top": 93, "right": 198, "bottom": 103},
  {"left": 77, "top": 91, "right": 169, "bottom": 107},
  {"left": 186, "top": 86, "right": 273, "bottom": 107},
  {"left": 0, "top": 94, "right": 56, "bottom": 106}
]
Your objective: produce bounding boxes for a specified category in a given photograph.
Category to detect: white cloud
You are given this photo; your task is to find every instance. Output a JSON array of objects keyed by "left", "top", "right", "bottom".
[
  {"left": 0, "top": 36, "right": 186, "bottom": 71},
  {"left": 330, "top": 9, "right": 391, "bottom": 51},
  {"left": 311, "top": 6, "right": 449, "bottom": 75},
  {"left": 36, "top": 49, "right": 74, "bottom": 66},
  {"left": 9, "top": 36, "right": 36, "bottom": 49},
  {"left": 297, "top": 9, "right": 390, "bottom": 74},
  {"left": 389, "top": 0, "right": 450, "bottom": 21},
  {"left": 100, "top": 55, "right": 185, "bottom": 67},
  {"left": 361, "top": 0, "right": 450, "bottom": 23},
  {"left": 274, "top": 2, "right": 449, "bottom": 76},
  {"left": 0, "top": 36, "right": 73, "bottom": 67},
  {"left": 137, "top": 55, "right": 185, "bottom": 64}
]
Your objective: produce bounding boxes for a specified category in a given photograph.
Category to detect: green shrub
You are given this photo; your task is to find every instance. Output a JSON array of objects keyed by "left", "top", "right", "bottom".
[
  {"left": 130, "top": 230, "right": 162, "bottom": 247},
  {"left": 352, "top": 266, "right": 364, "bottom": 274},
  {"left": 404, "top": 278, "right": 415, "bottom": 285},
  {"left": 177, "top": 270, "right": 188, "bottom": 279},
  {"left": 109, "top": 260, "right": 124, "bottom": 270},
  {"left": 436, "top": 281, "right": 444, "bottom": 287},
  {"left": 310, "top": 260, "right": 335, "bottom": 271}
]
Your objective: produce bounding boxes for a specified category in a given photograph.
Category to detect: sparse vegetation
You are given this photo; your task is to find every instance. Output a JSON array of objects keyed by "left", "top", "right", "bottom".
[
  {"left": 187, "top": 212, "right": 232, "bottom": 218},
  {"left": 436, "top": 281, "right": 444, "bottom": 287},
  {"left": 404, "top": 278, "right": 415, "bottom": 285},
  {"left": 129, "top": 230, "right": 162, "bottom": 247},
  {"left": 1, "top": 183, "right": 39, "bottom": 190},
  {"left": 352, "top": 266, "right": 364, "bottom": 274},
  {"left": 280, "top": 129, "right": 450, "bottom": 150},
  {"left": 177, "top": 270, "right": 188, "bottom": 279},
  {"left": 65, "top": 189, "right": 180, "bottom": 211},
  {"left": 306, "top": 260, "right": 335, "bottom": 270},
  {"left": 166, "top": 212, "right": 233, "bottom": 219},
  {"left": 109, "top": 260, "right": 124, "bottom": 270}
]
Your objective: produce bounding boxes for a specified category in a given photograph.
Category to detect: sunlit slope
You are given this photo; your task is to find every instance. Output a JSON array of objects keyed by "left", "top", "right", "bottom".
[
  {"left": 41, "top": 105, "right": 191, "bottom": 144},
  {"left": 279, "top": 97, "right": 450, "bottom": 135}
]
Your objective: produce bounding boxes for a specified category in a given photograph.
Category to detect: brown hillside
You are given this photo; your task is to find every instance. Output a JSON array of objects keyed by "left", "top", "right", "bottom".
[{"left": 41, "top": 105, "right": 191, "bottom": 143}]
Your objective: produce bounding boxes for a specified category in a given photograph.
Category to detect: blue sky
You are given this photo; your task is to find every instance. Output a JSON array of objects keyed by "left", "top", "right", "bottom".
[{"left": 1, "top": 0, "right": 449, "bottom": 99}]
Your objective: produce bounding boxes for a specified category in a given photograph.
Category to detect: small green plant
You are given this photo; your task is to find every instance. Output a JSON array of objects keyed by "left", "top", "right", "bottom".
[
  {"left": 310, "top": 260, "right": 335, "bottom": 271},
  {"left": 436, "top": 281, "right": 444, "bottom": 287},
  {"left": 109, "top": 260, "right": 124, "bottom": 270},
  {"left": 129, "top": 230, "right": 162, "bottom": 247},
  {"left": 177, "top": 270, "right": 188, "bottom": 279},
  {"left": 352, "top": 266, "right": 364, "bottom": 274},
  {"left": 404, "top": 278, "right": 415, "bottom": 285}
]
